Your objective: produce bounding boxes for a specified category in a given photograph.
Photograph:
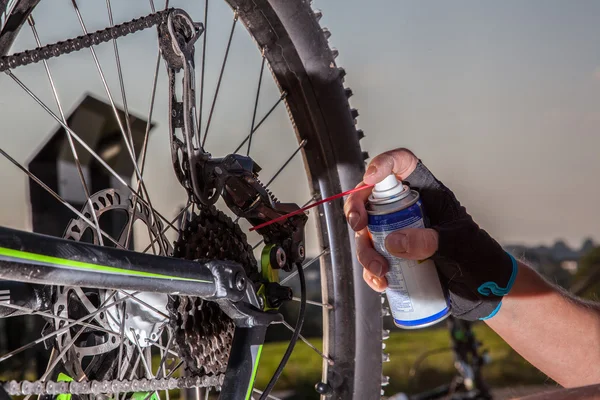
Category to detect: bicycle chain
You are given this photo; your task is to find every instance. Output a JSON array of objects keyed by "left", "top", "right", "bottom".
[
  {"left": 0, "top": 9, "right": 171, "bottom": 72},
  {"left": 3, "top": 374, "right": 224, "bottom": 396}
]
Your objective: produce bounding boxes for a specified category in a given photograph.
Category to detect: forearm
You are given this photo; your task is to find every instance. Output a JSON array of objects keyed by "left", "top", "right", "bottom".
[{"left": 485, "top": 261, "right": 600, "bottom": 387}]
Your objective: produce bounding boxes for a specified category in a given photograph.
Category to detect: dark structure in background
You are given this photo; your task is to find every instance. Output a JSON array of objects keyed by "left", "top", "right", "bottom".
[
  {"left": 0, "top": 94, "right": 151, "bottom": 378},
  {"left": 28, "top": 94, "right": 151, "bottom": 240}
]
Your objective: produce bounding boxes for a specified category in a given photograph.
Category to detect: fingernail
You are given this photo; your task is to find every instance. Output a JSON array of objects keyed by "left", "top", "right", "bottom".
[
  {"left": 365, "top": 165, "right": 377, "bottom": 177},
  {"left": 368, "top": 260, "right": 383, "bottom": 277},
  {"left": 347, "top": 211, "right": 360, "bottom": 230},
  {"left": 371, "top": 276, "right": 385, "bottom": 290},
  {"left": 386, "top": 233, "right": 408, "bottom": 254}
]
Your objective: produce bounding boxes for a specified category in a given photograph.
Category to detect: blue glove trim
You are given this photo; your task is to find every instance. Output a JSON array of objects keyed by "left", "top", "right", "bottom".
[
  {"left": 477, "top": 253, "right": 518, "bottom": 297},
  {"left": 479, "top": 301, "right": 502, "bottom": 320}
]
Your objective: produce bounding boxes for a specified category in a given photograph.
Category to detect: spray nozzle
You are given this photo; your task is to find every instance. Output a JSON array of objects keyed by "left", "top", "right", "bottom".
[{"left": 370, "top": 174, "right": 406, "bottom": 201}]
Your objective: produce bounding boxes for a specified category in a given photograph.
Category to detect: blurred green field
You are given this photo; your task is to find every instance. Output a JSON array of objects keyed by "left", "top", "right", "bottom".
[{"left": 256, "top": 322, "right": 551, "bottom": 399}]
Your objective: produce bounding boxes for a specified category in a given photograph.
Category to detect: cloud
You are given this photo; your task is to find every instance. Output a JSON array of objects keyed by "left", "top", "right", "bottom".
[{"left": 593, "top": 67, "right": 600, "bottom": 82}]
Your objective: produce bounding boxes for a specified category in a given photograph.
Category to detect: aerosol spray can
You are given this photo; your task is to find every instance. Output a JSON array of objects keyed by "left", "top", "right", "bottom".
[{"left": 366, "top": 174, "right": 450, "bottom": 329}]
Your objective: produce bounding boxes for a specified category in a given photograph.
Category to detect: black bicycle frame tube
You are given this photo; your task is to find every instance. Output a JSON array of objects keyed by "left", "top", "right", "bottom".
[
  {"left": 0, "top": 226, "right": 246, "bottom": 300},
  {"left": 221, "top": 326, "right": 268, "bottom": 400}
]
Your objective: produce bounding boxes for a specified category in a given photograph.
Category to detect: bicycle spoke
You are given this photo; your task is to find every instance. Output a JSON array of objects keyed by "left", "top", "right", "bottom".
[
  {"left": 5, "top": 71, "right": 180, "bottom": 237},
  {"left": 0, "top": 291, "right": 134, "bottom": 363},
  {"left": 291, "top": 297, "right": 333, "bottom": 310},
  {"left": 264, "top": 139, "right": 307, "bottom": 188},
  {"left": 0, "top": 146, "right": 126, "bottom": 249},
  {"left": 196, "top": 0, "right": 208, "bottom": 145},
  {"left": 158, "top": 334, "right": 172, "bottom": 400},
  {"left": 125, "top": 352, "right": 142, "bottom": 381},
  {"left": 38, "top": 320, "right": 88, "bottom": 382},
  {"left": 142, "top": 201, "right": 192, "bottom": 253},
  {"left": 156, "top": 333, "right": 174, "bottom": 378},
  {"left": 252, "top": 389, "right": 282, "bottom": 400},
  {"left": 29, "top": 291, "right": 119, "bottom": 382},
  {"left": 202, "top": 13, "right": 238, "bottom": 147},
  {"left": 126, "top": 0, "right": 171, "bottom": 251},
  {"left": 125, "top": 48, "right": 161, "bottom": 249},
  {"left": 71, "top": 0, "right": 166, "bottom": 254},
  {"left": 27, "top": 16, "right": 106, "bottom": 246},
  {"left": 132, "top": 328, "right": 155, "bottom": 378},
  {"left": 143, "top": 338, "right": 180, "bottom": 358},
  {"left": 117, "top": 302, "right": 128, "bottom": 381},
  {"left": 280, "top": 248, "right": 329, "bottom": 285},
  {"left": 106, "top": 0, "right": 134, "bottom": 149},
  {"left": 70, "top": 0, "right": 132, "bottom": 159},
  {"left": 247, "top": 55, "right": 266, "bottom": 156},
  {"left": 42, "top": 348, "right": 58, "bottom": 376},
  {"left": 232, "top": 92, "right": 287, "bottom": 154},
  {"left": 281, "top": 320, "right": 333, "bottom": 365},
  {"left": 0, "top": 292, "right": 139, "bottom": 362},
  {"left": 0, "top": 302, "right": 123, "bottom": 337},
  {"left": 166, "top": 360, "right": 184, "bottom": 378}
]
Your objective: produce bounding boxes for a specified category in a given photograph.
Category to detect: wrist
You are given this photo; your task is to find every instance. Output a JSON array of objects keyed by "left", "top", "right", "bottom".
[
  {"left": 481, "top": 261, "right": 551, "bottom": 322},
  {"left": 476, "top": 253, "right": 519, "bottom": 321}
]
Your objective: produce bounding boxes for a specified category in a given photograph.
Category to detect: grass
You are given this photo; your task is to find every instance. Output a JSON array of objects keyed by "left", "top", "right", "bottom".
[{"left": 255, "top": 322, "right": 552, "bottom": 398}]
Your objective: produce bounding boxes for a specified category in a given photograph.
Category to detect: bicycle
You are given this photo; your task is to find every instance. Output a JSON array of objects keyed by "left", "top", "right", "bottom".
[
  {"left": 0, "top": 1, "right": 385, "bottom": 399},
  {"left": 389, "top": 317, "right": 492, "bottom": 400}
]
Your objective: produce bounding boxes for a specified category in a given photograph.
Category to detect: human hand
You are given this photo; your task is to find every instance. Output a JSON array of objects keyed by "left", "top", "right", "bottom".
[{"left": 344, "top": 148, "right": 518, "bottom": 321}]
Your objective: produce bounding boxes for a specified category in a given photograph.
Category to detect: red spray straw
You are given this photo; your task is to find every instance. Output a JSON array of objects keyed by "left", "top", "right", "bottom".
[{"left": 249, "top": 184, "right": 375, "bottom": 232}]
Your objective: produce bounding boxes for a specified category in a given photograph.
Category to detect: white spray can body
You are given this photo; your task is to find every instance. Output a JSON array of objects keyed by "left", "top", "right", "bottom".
[{"left": 366, "top": 175, "right": 450, "bottom": 329}]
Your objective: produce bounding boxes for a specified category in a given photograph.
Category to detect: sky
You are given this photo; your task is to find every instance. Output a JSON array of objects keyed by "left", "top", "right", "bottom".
[{"left": 0, "top": 0, "right": 599, "bottom": 252}]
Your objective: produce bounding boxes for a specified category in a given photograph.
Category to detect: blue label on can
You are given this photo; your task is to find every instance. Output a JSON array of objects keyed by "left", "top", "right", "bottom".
[
  {"left": 394, "top": 306, "right": 451, "bottom": 328},
  {"left": 368, "top": 200, "right": 424, "bottom": 230}
]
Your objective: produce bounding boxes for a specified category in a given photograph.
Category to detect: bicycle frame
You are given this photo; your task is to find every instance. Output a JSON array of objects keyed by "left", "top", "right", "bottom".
[{"left": 0, "top": 225, "right": 275, "bottom": 400}]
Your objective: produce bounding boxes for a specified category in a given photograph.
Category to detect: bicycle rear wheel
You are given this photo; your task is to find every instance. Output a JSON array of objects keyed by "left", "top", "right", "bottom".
[{"left": 0, "top": 0, "right": 384, "bottom": 398}]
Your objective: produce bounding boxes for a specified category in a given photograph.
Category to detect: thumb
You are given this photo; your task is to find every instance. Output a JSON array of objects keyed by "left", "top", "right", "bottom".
[{"left": 385, "top": 228, "right": 438, "bottom": 260}]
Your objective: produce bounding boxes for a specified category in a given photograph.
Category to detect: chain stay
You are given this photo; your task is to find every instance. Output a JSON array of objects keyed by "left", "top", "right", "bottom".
[{"left": 0, "top": 9, "right": 171, "bottom": 72}]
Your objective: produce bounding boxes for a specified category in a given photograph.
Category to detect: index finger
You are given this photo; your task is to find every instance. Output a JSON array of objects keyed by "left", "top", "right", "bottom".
[
  {"left": 363, "top": 148, "right": 419, "bottom": 186},
  {"left": 344, "top": 181, "right": 372, "bottom": 231}
]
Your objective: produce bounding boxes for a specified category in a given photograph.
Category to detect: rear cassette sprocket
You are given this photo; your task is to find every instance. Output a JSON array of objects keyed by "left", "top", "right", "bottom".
[{"left": 168, "top": 205, "right": 260, "bottom": 375}]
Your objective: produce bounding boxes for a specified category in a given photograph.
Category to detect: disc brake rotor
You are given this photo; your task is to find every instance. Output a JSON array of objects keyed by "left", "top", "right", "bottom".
[{"left": 57, "top": 188, "right": 173, "bottom": 380}]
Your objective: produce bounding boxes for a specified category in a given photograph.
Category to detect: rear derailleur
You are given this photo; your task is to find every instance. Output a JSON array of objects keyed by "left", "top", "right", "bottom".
[{"left": 159, "top": 9, "right": 307, "bottom": 327}]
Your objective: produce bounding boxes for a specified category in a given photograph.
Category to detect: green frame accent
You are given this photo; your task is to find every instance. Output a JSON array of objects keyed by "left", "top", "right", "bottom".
[
  {"left": 258, "top": 244, "right": 282, "bottom": 311},
  {"left": 245, "top": 344, "right": 263, "bottom": 400},
  {"left": 0, "top": 246, "right": 211, "bottom": 283},
  {"left": 260, "top": 244, "right": 279, "bottom": 283},
  {"left": 57, "top": 373, "right": 73, "bottom": 400}
]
